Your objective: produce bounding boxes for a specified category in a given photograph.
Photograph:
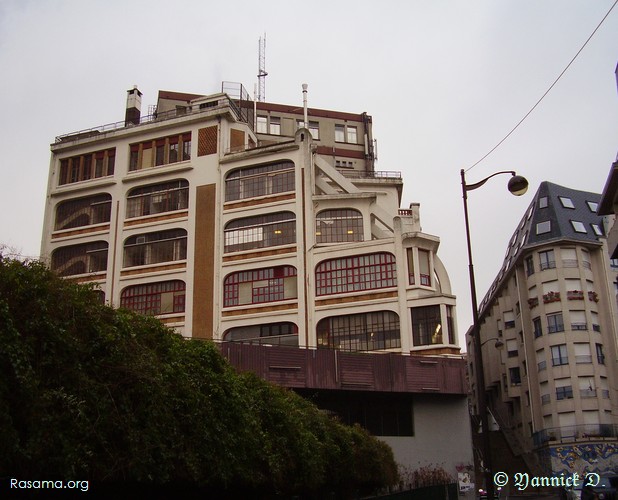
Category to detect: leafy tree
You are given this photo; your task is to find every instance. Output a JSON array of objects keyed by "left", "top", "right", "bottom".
[{"left": 0, "top": 255, "right": 398, "bottom": 496}]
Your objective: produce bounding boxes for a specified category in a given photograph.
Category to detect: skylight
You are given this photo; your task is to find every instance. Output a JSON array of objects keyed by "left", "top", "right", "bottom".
[
  {"left": 536, "top": 221, "right": 551, "bottom": 234},
  {"left": 571, "top": 221, "right": 586, "bottom": 233}
]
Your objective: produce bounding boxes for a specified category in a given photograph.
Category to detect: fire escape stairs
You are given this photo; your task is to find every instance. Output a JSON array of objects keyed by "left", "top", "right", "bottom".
[{"left": 488, "top": 399, "right": 548, "bottom": 477}]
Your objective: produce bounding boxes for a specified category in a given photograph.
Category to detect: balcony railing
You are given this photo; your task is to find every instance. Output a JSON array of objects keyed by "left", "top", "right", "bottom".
[
  {"left": 341, "top": 170, "right": 402, "bottom": 180},
  {"left": 533, "top": 424, "right": 618, "bottom": 446}
]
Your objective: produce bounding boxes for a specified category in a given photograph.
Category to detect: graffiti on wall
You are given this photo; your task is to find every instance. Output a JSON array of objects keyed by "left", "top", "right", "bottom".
[{"left": 549, "top": 443, "right": 618, "bottom": 475}]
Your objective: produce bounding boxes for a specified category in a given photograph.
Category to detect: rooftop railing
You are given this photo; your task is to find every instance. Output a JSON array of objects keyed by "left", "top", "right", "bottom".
[{"left": 55, "top": 94, "right": 252, "bottom": 144}]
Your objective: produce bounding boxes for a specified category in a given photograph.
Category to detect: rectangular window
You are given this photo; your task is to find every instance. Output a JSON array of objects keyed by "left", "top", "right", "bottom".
[
  {"left": 504, "top": 311, "right": 515, "bottom": 329},
  {"left": 506, "top": 339, "right": 518, "bottom": 358},
  {"left": 547, "top": 313, "right": 564, "bottom": 333},
  {"left": 561, "top": 248, "right": 577, "bottom": 268},
  {"left": 574, "top": 343, "right": 592, "bottom": 364},
  {"left": 533, "top": 317, "right": 542, "bottom": 338},
  {"left": 509, "top": 367, "right": 521, "bottom": 385},
  {"left": 347, "top": 126, "right": 357, "bottom": 144},
  {"left": 556, "top": 385, "right": 574, "bottom": 400},
  {"left": 335, "top": 124, "right": 345, "bottom": 142},
  {"left": 525, "top": 255, "right": 535, "bottom": 276},
  {"left": 418, "top": 249, "right": 431, "bottom": 286},
  {"left": 58, "top": 148, "right": 116, "bottom": 185},
  {"left": 539, "top": 249, "right": 555, "bottom": 270},
  {"left": 570, "top": 310, "right": 587, "bottom": 330},
  {"left": 411, "top": 305, "right": 443, "bottom": 346},
  {"left": 256, "top": 116, "right": 268, "bottom": 134},
  {"left": 407, "top": 248, "right": 415, "bottom": 285},
  {"left": 269, "top": 117, "right": 281, "bottom": 135},
  {"left": 551, "top": 344, "right": 568, "bottom": 366},
  {"left": 128, "top": 133, "right": 190, "bottom": 171},
  {"left": 297, "top": 120, "right": 320, "bottom": 140},
  {"left": 446, "top": 306, "right": 455, "bottom": 344},
  {"left": 596, "top": 343, "right": 605, "bottom": 365}
]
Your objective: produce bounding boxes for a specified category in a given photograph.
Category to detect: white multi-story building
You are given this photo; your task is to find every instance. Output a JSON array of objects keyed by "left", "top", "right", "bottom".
[
  {"left": 468, "top": 181, "right": 618, "bottom": 476},
  {"left": 41, "top": 83, "right": 474, "bottom": 477}
]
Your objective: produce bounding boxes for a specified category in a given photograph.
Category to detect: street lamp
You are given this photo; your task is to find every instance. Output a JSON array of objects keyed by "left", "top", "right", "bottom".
[
  {"left": 461, "top": 169, "right": 528, "bottom": 500},
  {"left": 480, "top": 337, "right": 504, "bottom": 349}
]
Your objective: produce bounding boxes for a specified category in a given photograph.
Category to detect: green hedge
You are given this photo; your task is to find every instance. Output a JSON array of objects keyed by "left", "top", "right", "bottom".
[{"left": 0, "top": 256, "right": 398, "bottom": 497}]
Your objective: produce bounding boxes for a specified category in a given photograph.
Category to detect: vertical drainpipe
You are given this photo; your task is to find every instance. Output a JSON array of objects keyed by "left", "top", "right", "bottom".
[
  {"left": 110, "top": 200, "right": 120, "bottom": 306},
  {"left": 301, "top": 83, "right": 310, "bottom": 349}
]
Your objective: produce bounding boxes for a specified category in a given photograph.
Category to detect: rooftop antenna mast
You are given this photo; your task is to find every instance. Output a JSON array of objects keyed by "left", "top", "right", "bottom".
[{"left": 257, "top": 33, "right": 267, "bottom": 102}]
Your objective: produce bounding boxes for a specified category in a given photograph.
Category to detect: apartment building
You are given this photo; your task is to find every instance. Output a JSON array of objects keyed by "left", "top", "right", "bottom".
[
  {"left": 40, "top": 83, "right": 473, "bottom": 475},
  {"left": 468, "top": 181, "right": 618, "bottom": 476}
]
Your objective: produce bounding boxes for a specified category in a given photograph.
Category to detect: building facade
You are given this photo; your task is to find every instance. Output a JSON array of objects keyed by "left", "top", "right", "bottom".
[
  {"left": 40, "top": 83, "right": 473, "bottom": 477},
  {"left": 468, "top": 181, "right": 618, "bottom": 476}
]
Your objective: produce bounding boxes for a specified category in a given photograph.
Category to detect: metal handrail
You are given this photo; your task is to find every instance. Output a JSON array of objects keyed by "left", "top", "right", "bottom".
[{"left": 55, "top": 95, "right": 248, "bottom": 143}]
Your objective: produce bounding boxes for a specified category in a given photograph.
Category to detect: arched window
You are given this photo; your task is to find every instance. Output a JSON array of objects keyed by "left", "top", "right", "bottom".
[
  {"left": 123, "top": 229, "right": 187, "bottom": 267},
  {"left": 51, "top": 241, "right": 108, "bottom": 277},
  {"left": 225, "top": 161, "right": 295, "bottom": 202},
  {"left": 55, "top": 194, "right": 112, "bottom": 231},
  {"left": 120, "top": 280, "right": 185, "bottom": 316},
  {"left": 224, "top": 211, "right": 296, "bottom": 253},
  {"left": 126, "top": 179, "right": 188, "bottom": 219},
  {"left": 317, "top": 311, "right": 400, "bottom": 352},
  {"left": 315, "top": 209, "right": 363, "bottom": 243},
  {"left": 224, "top": 265, "right": 297, "bottom": 306},
  {"left": 223, "top": 322, "right": 298, "bottom": 346},
  {"left": 315, "top": 252, "right": 396, "bottom": 296}
]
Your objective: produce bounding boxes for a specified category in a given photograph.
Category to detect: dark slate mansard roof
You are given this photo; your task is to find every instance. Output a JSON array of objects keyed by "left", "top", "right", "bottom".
[{"left": 479, "top": 181, "right": 605, "bottom": 313}]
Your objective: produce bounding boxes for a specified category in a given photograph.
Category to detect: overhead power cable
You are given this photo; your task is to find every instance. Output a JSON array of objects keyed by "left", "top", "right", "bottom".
[{"left": 466, "top": 0, "right": 618, "bottom": 173}]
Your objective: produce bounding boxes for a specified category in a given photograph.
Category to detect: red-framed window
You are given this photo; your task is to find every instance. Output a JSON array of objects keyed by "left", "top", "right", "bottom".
[
  {"left": 59, "top": 148, "right": 115, "bottom": 185},
  {"left": 223, "top": 265, "right": 297, "bottom": 307},
  {"left": 407, "top": 248, "right": 432, "bottom": 286},
  {"left": 129, "top": 132, "right": 191, "bottom": 171},
  {"left": 315, "top": 252, "right": 396, "bottom": 296},
  {"left": 120, "top": 280, "right": 185, "bottom": 316}
]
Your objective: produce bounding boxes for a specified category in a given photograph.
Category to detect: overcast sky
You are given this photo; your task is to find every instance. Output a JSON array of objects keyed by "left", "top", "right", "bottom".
[{"left": 1, "top": 0, "right": 616, "bottom": 344}]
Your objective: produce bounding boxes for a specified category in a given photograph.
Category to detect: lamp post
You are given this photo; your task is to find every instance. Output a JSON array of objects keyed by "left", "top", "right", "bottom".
[
  {"left": 480, "top": 337, "right": 504, "bottom": 349},
  {"left": 461, "top": 169, "right": 528, "bottom": 500}
]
